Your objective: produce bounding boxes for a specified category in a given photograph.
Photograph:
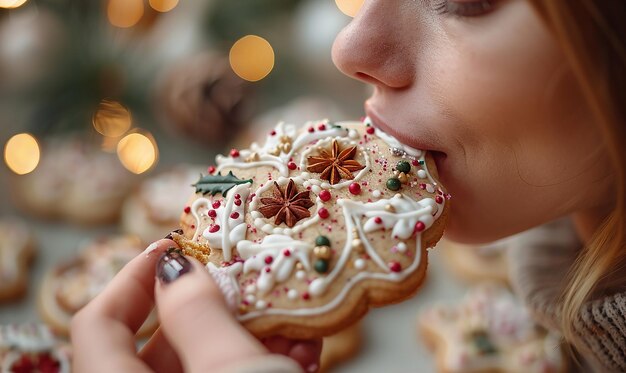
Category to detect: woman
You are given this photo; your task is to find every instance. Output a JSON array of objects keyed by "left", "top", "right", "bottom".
[{"left": 71, "top": 1, "right": 626, "bottom": 371}]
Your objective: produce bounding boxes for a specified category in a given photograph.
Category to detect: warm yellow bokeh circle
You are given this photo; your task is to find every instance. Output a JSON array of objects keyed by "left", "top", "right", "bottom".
[
  {"left": 335, "top": 0, "right": 364, "bottom": 17},
  {"left": 149, "top": 0, "right": 178, "bottom": 12},
  {"left": 116, "top": 132, "right": 158, "bottom": 174},
  {"left": 229, "top": 35, "right": 275, "bottom": 82},
  {"left": 107, "top": 0, "right": 144, "bottom": 28},
  {"left": 92, "top": 99, "right": 132, "bottom": 138},
  {"left": 4, "top": 133, "right": 40, "bottom": 175}
]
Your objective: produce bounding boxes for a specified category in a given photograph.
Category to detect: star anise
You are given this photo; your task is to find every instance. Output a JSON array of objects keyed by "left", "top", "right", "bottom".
[
  {"left": 258, "top": 179, "right": 314, "bottom": 227},
  {"left": 307, "top": 140, "right": 365, "bottom": 185}
]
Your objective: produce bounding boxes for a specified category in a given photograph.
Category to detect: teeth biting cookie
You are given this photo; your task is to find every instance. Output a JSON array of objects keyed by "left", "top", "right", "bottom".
[{"left": 171, "top": 119, "right": 449, "bottom": 338}]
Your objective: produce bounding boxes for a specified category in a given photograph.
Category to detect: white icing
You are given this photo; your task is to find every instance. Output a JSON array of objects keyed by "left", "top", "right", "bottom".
[
  {"left": 206, "top": 262, "right": 242, "bottom": 312},
  {"left": 396, "top": 242, "right": 407, "bottom": 253},
  {"left": 354, "top": 259, "right": 366, "bottom": 270},
  {"left": 372, "top": 190, "right": 381, "bottom": 198},
  {"left": 295, "top": 270, "right": 307, "bottom": 280},
  {"left": 359, "top": 195, "right": 438, "bottom": 240},
  {"left": 237, "top": 235, "right": 313, "bottom": 295},
  {"left": 417, "top": 169, "right": 427, "bottom": 179},
  {"left": 373, "top": 127, "right": 422, "bottom": 158},
  {"left": 191, "top": 183, "right": 250, "bottom": 262},
  {"left": 287, "top": 289, "right": 298, "bottom": 300},
  {"left": 216, "top": 120, "right": 349, "bottom": 177}
]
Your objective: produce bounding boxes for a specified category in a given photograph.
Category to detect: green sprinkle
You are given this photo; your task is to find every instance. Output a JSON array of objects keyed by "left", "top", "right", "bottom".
[
  {"left": 386, "top": 177, "right": 401, "bottom": 191},
  {"left": 315, "top": 235, "right": 331, "bottom": 247},
  {"left": 396, "top": 161, "right": 411, "bottom": 173},
  {"left": 314, "top": 259, "right": 329, "bottom": 274}
]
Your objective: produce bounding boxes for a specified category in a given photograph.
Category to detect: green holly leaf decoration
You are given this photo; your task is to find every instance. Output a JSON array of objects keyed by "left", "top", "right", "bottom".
[{"left": 193, "top": 171, "right": 253, "bottom": 197}]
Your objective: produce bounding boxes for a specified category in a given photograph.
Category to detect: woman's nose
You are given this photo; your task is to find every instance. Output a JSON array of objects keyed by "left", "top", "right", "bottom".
[{"left": 332, "top": 1, "right": 415, "bottom": 89}]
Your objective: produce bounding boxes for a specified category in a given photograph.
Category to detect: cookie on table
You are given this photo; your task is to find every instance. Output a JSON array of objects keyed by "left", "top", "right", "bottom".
[
  {"left": 418, "top": 284, "right": 564, "bottom": 373},
  {"left": 11, "top": 137, "right": 136, "bottom": 225},
  {"left": 38, "top": 235, "right": 157, "bottom": 337},
  {"left": 0, "top": 219, "right": 36, "bottom": 302},
  {"left": 320, "top": 321, "right": 363, "bottom": 373},
  {"left": 0, "top": 324, "right": 70, "bottom": 373},
  {"left": 122, "top": 165, "right": 202, "bottom": 244},
  {"left": 441, "top": 238, "right": 511, "bottom": 285},
  {"left": 171, "top": 118, "right": 450, "bottom": 338}
]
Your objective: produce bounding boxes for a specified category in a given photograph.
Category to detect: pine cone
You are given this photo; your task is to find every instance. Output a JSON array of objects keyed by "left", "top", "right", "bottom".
[{"left": 157, "top": 52, "right": 252, "bottom": 145}]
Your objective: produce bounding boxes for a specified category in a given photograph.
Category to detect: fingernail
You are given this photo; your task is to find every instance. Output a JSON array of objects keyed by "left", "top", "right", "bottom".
[
  {"left": 164, "top": 228, "right": 183, "bottom": 240},
  {"left": 306, "top": 363, "right": 318, "bottom": 373},
  {"left": 156, "top": 249, "right": 192, "bottom": 284},
  {"left": 144, "top": 242, "right": 159, "bottom": 257}
]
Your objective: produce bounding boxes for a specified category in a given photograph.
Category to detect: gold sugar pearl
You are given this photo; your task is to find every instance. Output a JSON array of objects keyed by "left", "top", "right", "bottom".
[
  {"left": 313, "top": 245, "right": 332, "bottom": 260},
  {"left": 398, "top": 172, "right": 409, "bottom": 184},
  {"left": 268, "top": 147, "right": 280, "bottom": 156},
  {"left": 245, "top": 152, "right": 260, "bottom": 162},
  {"left": 282, "top": 142, "right": 292, "bottom": 153},
  {"left": 384, "top": 204, "right": 396, "bottom": 213},
  {"left": 352, "top": 238, "right": 364, "bottom": 252},
  {"left": 296, "top": 262, "right": 304, "bottom": 270},
  {"left": 279, "top": 135, "right": 292, "bottom": 144}
]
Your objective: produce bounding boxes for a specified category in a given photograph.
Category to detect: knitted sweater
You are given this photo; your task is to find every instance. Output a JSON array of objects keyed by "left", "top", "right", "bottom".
[{"left": 507, "top": 218, "right": 626, "bottom": 373}]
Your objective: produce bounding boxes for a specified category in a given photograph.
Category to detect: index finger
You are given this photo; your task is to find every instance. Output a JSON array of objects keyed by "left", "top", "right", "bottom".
[{"left": 71, "top": 239, "right": 175, "bottom": 372}]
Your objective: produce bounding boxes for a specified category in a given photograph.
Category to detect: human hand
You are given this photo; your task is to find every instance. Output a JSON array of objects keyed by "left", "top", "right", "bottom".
[{"left": 71, "top": 239, "right": 322, "bottom": 373}]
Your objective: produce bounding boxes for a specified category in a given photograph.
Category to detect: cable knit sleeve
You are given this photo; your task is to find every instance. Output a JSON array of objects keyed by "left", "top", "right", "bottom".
[{"left": 507, "top": 218, "right": 626, "bottom": 372}]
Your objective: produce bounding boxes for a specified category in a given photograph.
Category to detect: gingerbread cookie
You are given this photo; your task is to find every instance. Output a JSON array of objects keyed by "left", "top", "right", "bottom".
[
  {"left": 441, "top": 238, "right": 511, "bottom": 285},
  {"left": 0, "top": 324, "right": 70, "bottom": 373},
  {"left": 171, "top": 118, "right": 449, "bottom": 338},
  {"left": 0, "top": 219, "right": 36, "bottom": 302},
  {"left": 418, "top": 284, "right": 564, "bottom": 373},
  {"left": 122, "top": 165, "right": 203, "bottom": 244},
  {"left": 38, "top": 235, "right": 157, "bottom": 337},
  {"left": 319, "top": 321, "right": 363, "bottom": 373},
  {"left": 11, "top": 137, "right": 136, "bottom": 225}
]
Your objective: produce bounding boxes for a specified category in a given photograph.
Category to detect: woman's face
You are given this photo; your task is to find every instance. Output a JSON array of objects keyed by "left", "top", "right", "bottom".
[{"left": 332, "top": 0, "right": 612, "bottom": 243}]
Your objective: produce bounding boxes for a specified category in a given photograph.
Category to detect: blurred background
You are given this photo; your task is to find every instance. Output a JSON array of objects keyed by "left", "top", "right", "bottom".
[{"left": 0, "top": 1, "right": 473, "bottom": 372}]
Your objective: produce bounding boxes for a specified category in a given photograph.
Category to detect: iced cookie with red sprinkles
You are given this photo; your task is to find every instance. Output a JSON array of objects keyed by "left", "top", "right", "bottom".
[
  {"left": 171, "top": 118, "right": 450, "bottom": 338},
  {"left": 0, "top": 324, "right": 70, "bottom": 373}
]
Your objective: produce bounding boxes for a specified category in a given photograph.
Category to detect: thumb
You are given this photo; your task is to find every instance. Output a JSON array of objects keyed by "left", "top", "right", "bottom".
[{"left": 154, "top": 250, "right": 266, "bottom": 373}]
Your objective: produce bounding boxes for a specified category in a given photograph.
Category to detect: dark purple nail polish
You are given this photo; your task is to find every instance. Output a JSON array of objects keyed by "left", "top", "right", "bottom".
[{"left": 156, "top": 249, "right": 192, "bottom": 284}]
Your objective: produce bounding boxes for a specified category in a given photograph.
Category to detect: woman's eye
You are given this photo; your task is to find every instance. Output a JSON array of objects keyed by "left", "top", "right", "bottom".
[{"left": 433, "top": 0, "right": 496, "bottom": 17}]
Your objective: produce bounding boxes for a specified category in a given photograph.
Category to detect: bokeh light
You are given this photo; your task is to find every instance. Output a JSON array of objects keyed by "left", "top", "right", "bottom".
[
  {"left": 149, "top": 0, "right": 178, "bottom": 12},
  {"left": 229, "top": 35, "right": 275, "bottom": 82},
  {"left": 92, "top": 99, "right": 132, "bottom": 138},
  {"left": 4, "top": 133, "right": 40, "bottom": 175},
  {"left": 0, "top": 0, "right": 28, "bottom": 9},
  {"left": 335, "top": 0, "right": 364, "bottom": 17},
  {"left": 107, "top": 0, "right": 144, "bottom": 28},
  {"left": 116, "top": 131, "right": 158, "bottom": 174}
]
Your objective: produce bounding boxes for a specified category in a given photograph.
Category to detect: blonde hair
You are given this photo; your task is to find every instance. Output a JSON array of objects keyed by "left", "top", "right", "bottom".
[{"left": 529, "top": 0, "right": 626, "bottom": 353}]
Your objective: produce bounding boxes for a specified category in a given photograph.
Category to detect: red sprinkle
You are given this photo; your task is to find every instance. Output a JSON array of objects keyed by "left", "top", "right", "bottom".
[
  {"left": 270, "top": 130, "right": 276, "bottom": 136},
  {"left": 234, "top": 194, "right": 241, "bottom": 200},
  {"left": 207, "top": 209, "right": 217, "bottom": 218},
  {"left": 366, "top": 127, "right": 375, "bottom": 135},
  {"left": 265, "top": 267, "right": 271, "bottom": 273},
  {"left": 264, "top": 256, "right": 273, "bottom": 264},
  {"left": 230, "top": 212, "right": 240, "bottom": 219},
  {"left": 230, "top": 148, "right": 240, "bottom": 157},
  {"left": 414, "top": 221, "right": 426, "bottom": 232},
  {"left": 209, "top": 224, "right": 221, "bottom": 233},
  {"left": 348, "top": 182, "right": 361, "bottom": 195},
  {"left": 412, "top": 160, "right": 420, "bottom": 166},
  {"left": 287, "top": 161, "right": 297, "bottom": 170},
  {"left": 389, "top": 261, "right": 402, "bottom": 272},
  {"left": 318, "top": 208, "right": 329, "bottom": 219},
  {"left": 283, "top": 249, "right": 291, "bottom": 257},
  {"left": 207, "top": 165, "right": 216, "bottom": 174},
  {"left": 318, "top": 123, "right": 326, "bottom": 131},
  {"left": 183, "top": 206, "right": 191, "bottom": 214},
  {"left": 319, "top": 190, "right": 331, "bottom": 202},
  {"left": 419, "top": 183, "right": 426, "bottom": 190},
  {"left": 212, "top": 201, "right": 221, "bottom": 209},
  {"left": 302, "top": 292, "right": 311, "bottom": 300},
  {"left": 435, "top": 195, "right": 444, "bottom": 204},
  {"left": 374, "top": 217, "right": 383, "bottom": 224},
  {"left": 234, "top": 199, "right": 242, "bottom": 206},
  {"left": 308, "top": 127, "right": 315, "bottom": 133}
]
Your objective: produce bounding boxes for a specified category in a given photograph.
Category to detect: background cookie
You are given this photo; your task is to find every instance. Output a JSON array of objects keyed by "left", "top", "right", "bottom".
[
  {"left": 320, "top": 321, "right": 363, "bottom": 373},
  {"left": 418, "top": 284, "right": 564, "bottom": 373},
  {"left": 173, "top": 118, "right": 449, "bottom": 339},
  {"left": 122, "top": 165, "right": 203, "bottom": 244},
  {"left": 441, "top": 239, "right": 511, "bottom": 285},
  {"left": 0, "top": 323, "right": 70, "bottom": 373},
  {"left": 0, "top": 219, "right": 36, "bottom": 302},
  {"left": 38, "top": 235, "right": 157, "bottom": 337},
  {"left": 10, "top": 137, "right": 137, "bottom": 225}
]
